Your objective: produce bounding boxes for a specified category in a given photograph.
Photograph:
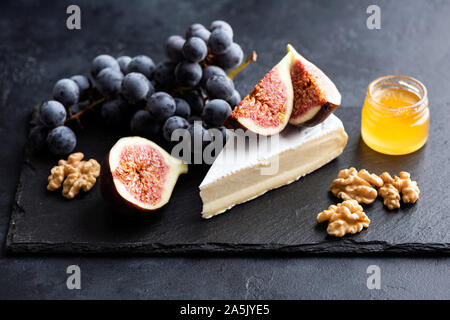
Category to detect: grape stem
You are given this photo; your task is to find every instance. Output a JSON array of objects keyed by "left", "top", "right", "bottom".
[
  {"left": 63, "top": 97, "right": 107, "bottom": 125},
  {"left": 227, "top": 51, "right": 258, "bottom": 80}
]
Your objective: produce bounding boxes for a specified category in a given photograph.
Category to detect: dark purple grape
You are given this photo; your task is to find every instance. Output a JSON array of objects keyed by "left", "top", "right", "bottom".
[
  {"left": 226, "top": 89, "right": 241, "bottom": 108},
  {"left": 130, "top": 110, "right": 160, "bottom": 138},
  {"left": 126, "top": 55, "right": 155, "bottom": 80},
  {"left": 202, "top": 99, "right": 232, "bottom": 127},
  {"left": 40, "top": 100, "right": 66, "bottom": 127},
  {"left": 91, "top": 54, "right": 120, "bottom": 77},
  {"left": 188, "top": 116, "right": 202, "bottom": 126},
  {"left": 71, "top": 100, "right": 90, "bottom": 114},
  {"left": 29, "top": 125, "right": 49, "bottom": 150},
  {"left": 182, "top": 90, "right": 204, "bottom": 115},
  {"left": 182, "top": 37, "right": 208, "bottom": 62},
  {"left": 174, "top": 98, "right": 191, "bottom": 119},
  {"left": 101, "top": 99, "right": 126, "bottom": 126},
  {"left": 70, "top": 75, "right": 91, "bottom": 100},
  {"left": 146, "top": 92, "right": 176, "bottom": 122},
  {"left": 209, "top": 20, "right": 234, "bottom": 39},
  {"left": 53, "top": 79, "right": 80, "bottom": 106},
  {"left": 47, "top": 126, "right": 77, "bottom": 155},
  {"left": 206, "top": 74, "right": 234, "bottom": 100},
  {"left": 175, "top": 61, "right": 202, "bottom": 87},
  {"left": 96, "top": 67, "right": 124, "bottom": 97},
  {"left": 165, "top": 35, "right": 185, "bottom": 62},
  {"left": 117, "top": 56, "right": 132, "bottom": 74},
  {"left": 201, "top": 65, "right": 227, "bottom": 87},
  {"left": 153, "top": 61, "right": 177, "bottom": 89},
  {"left": 121, "top": 72, "right": 151, "bottom": 103},
  {"left": 162, "top": 116, "right": 189, "bottom": 142},
  {"left": 186, "top": 24, "right": 211, "bottom": 42},
  {"left": 213, "top": 43, "right": 244, "bottom": 70},
  {"left": 208, "top": 28, "right": 232, "bottom": 54}
]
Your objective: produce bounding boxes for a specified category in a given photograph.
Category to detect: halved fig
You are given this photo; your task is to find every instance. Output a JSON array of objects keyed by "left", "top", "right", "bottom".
[
  {"left": 100, "top": 136, "right": 187, "bottom": 213},
  {"left": 224, "top": 51, "right": 294, "bottom": 136},
  {"left": 287, "top": 44, "right": 341, "bottom": 127}
]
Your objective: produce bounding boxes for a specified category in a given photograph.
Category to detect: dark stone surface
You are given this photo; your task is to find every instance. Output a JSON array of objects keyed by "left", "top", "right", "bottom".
[
  {"left": 6, "top": 107, "right": 450, "bottom": 254},
  {"left": 0, "top": 0, "right": 449, "bottom": 299}
]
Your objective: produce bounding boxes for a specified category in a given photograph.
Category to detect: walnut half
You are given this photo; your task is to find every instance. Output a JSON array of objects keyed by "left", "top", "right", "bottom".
[
  {"left": 378, "top": 171, "right": 420, "bottom": 210},
  {"left": 330, "top": 167, "right": 383, "bottom": 204},
  {"left": 317, "top": 200, "right": 370, "bottom": 237},
  {"left": 47, "top": 152, "right": 100, "bottom": 199}
]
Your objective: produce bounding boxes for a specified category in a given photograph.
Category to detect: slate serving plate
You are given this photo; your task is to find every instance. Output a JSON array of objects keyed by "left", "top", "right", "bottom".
[{"left": 5, "top": 106, "right": 450, "bottom": 254}]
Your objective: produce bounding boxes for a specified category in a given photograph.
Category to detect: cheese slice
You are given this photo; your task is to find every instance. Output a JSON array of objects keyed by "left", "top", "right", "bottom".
[{"left": 199, "top": 114, "right": 348, "bottom": 218}]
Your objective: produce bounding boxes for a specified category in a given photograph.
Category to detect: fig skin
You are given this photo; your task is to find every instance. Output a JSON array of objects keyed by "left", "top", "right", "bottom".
[
  {"left": 99, "top": 137, "right": 188, "bottom": 215},
  {"left": 294, "top": 103, "right": 338, "bottom": 128}
]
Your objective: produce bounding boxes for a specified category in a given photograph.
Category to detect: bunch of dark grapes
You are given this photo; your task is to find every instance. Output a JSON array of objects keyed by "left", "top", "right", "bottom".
[{"left": 29, "top": 20, "right": 252, "bottom": 156}]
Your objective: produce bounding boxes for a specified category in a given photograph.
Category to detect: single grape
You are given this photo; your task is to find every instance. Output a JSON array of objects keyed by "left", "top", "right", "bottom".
[
  {"left": 47, "top": 126, "right": 77, "bottom": 155},
  {"left": 188, "top": 116, "right": 202, "bottom": 125},
  {"left": 53, "top": 79, "right": 80, "bottom": 106},
  {"left": 174, "top": 98, "right": 191, "bottom": 119},
  {"left": 116, "top": 56, "right": 132, "bottom": 74},
  {"left": 153, "top": 61, "right": 177, "bottom": 89},
  {"left": 101, "top": 99, "right": 126, "bottom": 126},
  {"left": 175, "top": 61, "right": 202, "bottom": 87},
  {"left": 208, "top": 28, "right": 232, "bottom": 54},
  {"left": 213, "top": 42, "right": 244, "bottom": 71},
  {"left": 209, "top": 20, "right": 234, "bottom": 39},
  {"left": 182, "top": 90, "right": 204, "bottom": 115},
  {"left": 202, "top": 99, "right": 232, "bottom": 127},
  {"left": 146, "top": 92, "right": 176, "bottom": 122},
  {"left": 226, "top": 89, "right": 241, "bottom": 108},
  {"left": 165, "top": 35, "right": 185, "bottom": 62},
  {"left": 96, "top": 67, "right": 124, "bottom": 97},
  {"left": 182, "top": 37, "right": 208, "bottom": 62},
  {"left": 201, "top": 65, "right": 227, "bottom": 87},
  {"left": 130, "top": 110, "right": 161, "bottom": 138},
  {"left": 186, "top": 24, "right": 211, "bottom": 42},
  {"left": 91, "top": 54, "right": 120, "bottom": 77},
  {"left": 121, "top": 72, "right": 151, "bottom": 103},
  {"left": 70, "top": 75, "right": 91, "bottom": 100},
  {"left": 29, "top": 125, "right": 49, "bottom": 150},
  {"left": 40, "top": 100, "right": 67, "bottom": 127},
  {"left": 187, "top": 121, "right": 211, "bottom": 152},
  {"left": 162, "top": 116, "right": 189, "bottom": 142},
  {"left": 71, "top": 100, "right": 90, "bottom": 114},
  {"left": 206, "top": 74, "right": 234, "bottom": 100},
  {"left": 126, "top": 55, "right": 155, "bottom": 80}
]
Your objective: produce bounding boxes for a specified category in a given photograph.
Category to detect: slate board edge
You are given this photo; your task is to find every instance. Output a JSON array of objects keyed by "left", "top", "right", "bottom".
[{"left": 5, "top": 240, "right": 450, "bottom": 255}]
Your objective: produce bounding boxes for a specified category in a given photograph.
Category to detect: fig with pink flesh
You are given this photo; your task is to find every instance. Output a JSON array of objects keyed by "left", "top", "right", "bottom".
[
  {"left": 287, "top": 44, "right": 341, "bottom": 127},
  {"left": 100, "top": 136, "right": 187, "bottom": 213},
  {"left": 224, "top": 51, "right": 294, "bottom": 136}
]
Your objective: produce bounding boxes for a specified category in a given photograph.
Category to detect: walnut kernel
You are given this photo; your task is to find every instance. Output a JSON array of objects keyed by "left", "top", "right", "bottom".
[
  {"left": 330, "top": 167, "right": 382, "bottom": 204},
  {"left": 47, "top": 152, "right": 100, "bottom": 199},
  {"left": 317, "top": 200, "right": 370, "bottom": 237},
  {"left": 379, "top": 171, "right": 419, "bottom": 210}
]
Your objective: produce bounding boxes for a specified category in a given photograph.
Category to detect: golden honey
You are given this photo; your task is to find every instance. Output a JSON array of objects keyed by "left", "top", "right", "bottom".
[{"left": 361, "top": 75, "right": 429, "bottom": 155}]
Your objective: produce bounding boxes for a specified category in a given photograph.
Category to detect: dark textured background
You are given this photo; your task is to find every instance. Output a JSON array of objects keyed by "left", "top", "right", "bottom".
[{"left": 1, "top": 0, "right": 449, "bottom": 299}]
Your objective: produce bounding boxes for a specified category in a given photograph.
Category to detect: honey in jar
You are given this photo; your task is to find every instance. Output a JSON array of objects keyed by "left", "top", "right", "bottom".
[{"left": 361, "top": 75, "right": 429, "bottom": 155}]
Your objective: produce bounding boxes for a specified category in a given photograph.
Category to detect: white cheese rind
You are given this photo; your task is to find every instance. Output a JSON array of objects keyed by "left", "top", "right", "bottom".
[{"left": 199, "top": 114, "right": 348, "bottom": 218}]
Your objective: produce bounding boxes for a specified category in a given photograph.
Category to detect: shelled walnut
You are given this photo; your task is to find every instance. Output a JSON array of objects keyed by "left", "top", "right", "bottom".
[
  {"left": 47, "top": 152, "right": 100, "bottom": 199},
  {"left": 378, "top": 171, "right": 420, "bottom": 210},
  {"left": 317, "top": 200, "right": 371, "bottom": 237},
  {"left": 330, "top": 167, "right": 383, "bottom": 204}
]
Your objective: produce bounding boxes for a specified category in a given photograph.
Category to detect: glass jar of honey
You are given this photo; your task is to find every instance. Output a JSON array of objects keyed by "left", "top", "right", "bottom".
[{"left": 361, "top": 75, "right": 429, "bottom": 155}]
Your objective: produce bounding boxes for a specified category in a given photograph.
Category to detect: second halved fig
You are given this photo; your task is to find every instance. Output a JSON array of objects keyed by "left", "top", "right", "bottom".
[
  {"left": 225, "top": 44, "right": 341, "bottom": 135},
  {"left": 225, "top": 51, "right": 295, "bottom": 136}
]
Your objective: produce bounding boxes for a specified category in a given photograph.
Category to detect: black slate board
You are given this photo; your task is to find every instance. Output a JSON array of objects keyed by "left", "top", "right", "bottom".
[{"left": 6, "top": 106, "right": 450, "bottom": 254}]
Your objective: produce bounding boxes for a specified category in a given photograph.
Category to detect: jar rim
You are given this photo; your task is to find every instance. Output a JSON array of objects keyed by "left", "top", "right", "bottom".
[{"left": 367, "top": 75, "right": 428, "bottom": 112}]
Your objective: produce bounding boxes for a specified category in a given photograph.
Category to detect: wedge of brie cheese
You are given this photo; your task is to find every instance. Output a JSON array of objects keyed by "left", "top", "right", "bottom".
[{"left": 199, "top": 114, "right": 348, "bottom": 218}]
